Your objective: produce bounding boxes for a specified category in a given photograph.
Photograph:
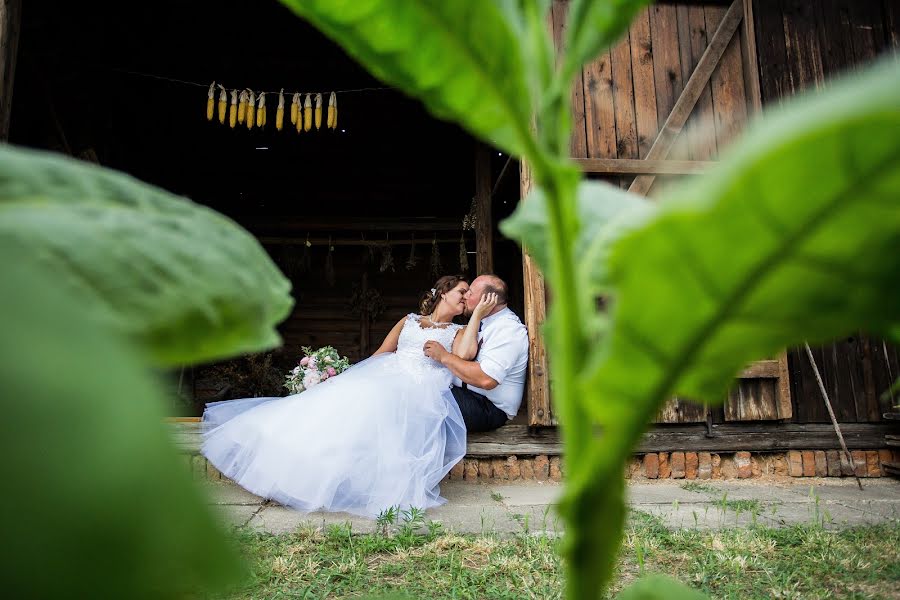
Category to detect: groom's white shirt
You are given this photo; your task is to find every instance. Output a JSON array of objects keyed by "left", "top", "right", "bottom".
[{"left": 454, "top": 307, "right": 529, "bottom": 419}]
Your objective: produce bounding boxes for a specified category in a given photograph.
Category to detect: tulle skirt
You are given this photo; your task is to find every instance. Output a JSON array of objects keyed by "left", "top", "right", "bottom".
[{"left": 200, "top": 353, "right": 466, "bottom": 518}]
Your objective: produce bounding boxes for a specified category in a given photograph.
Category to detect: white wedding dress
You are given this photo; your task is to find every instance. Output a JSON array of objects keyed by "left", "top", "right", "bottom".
[{"left": 201, "top": 314, "right": 467, "bottom": 518}]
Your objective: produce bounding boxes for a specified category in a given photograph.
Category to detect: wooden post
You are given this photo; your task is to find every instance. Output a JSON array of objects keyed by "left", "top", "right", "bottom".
[
  {"left": 0, "top": 0, "right": 22, "bottom": 140},
  {"left": 740, "top": 0, "right": 763, "bottom": 114},
  {"left": 474, "top": 143, "right": 493, "bottom": 275},
  {"left": 520, "top": 160, "right": 552, "bottom": 426}
]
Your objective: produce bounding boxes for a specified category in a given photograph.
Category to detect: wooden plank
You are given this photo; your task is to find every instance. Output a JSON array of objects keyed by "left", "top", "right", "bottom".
[
  {"left": 649, "top": 3, "right": 685, "bottom": 132},
  {"left": 582, "top": 49, "right": 618, "bottom": 159},
  {"left": 609, "top": 24, "right": 638, "bottom": 189},
  {"left": 740, "top": 0, "right": 763, "bottom": 113},
  {"left": 629, "top": 0, "right": 743, "bottom": 196},
  {"left": 520, "top": 160, "right": 551, "bottom": 427},
  {"left": 739, "top": 359, "right": 780, "bottom": 378},
  {"left": 885, "top": 0, "right": 900, "bottom": 49},
  {"left": 846, "top": 0, "right": 884, "bottom": 64},
  {"left": 168, "top": 421, "right": 896, "bottom": 456},
  {"left": 780, "top": 0, "right": 826, "bottom": 92},
  {"left": 628, "top": 8, "right": 659, "bottom": 160},
  {"left": 0, "top": 0, "right": 21, "bottom": 140},
  {"left": 776, "top": 350, "right": 793, "bottom": 419},
  {"left": 813, "top": 0, "right": 851, "bottom": 81},
  {"left": 753, "top": 0, "right": 792, "bottom": 102},
  {"left": 705, "top": 3, "right": 750, "bottom": 151},
  {"left": 474, "top": 142, "right": 493, "bottom": 274},
  {"left": 724, "top": 379, "right": 779, "bottom": 421},
  {"left": 683, "top": 4, "right": 719, "bottom": 160},
  {"left": 574, "top": 157, "right": 714, "bottom": 174},
  {"left": 550, "top": 0, "right": 588, "bottom": 157},
  {"left": 655, "top": 397, "right": 707, "bottom": 423}
]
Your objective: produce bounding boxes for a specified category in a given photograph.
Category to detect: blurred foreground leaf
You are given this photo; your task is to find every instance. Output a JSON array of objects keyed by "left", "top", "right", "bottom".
[
  {"left": 0, "top": 249, "right": 243, "bottom": 598},
  {"left": 0, "top": 144, "right": 294, "bottom": 367}
]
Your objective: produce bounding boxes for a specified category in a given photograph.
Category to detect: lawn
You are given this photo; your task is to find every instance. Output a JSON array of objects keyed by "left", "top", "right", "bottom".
[{"left": 212, "top": 512, "right": 900, "bottom": 599}]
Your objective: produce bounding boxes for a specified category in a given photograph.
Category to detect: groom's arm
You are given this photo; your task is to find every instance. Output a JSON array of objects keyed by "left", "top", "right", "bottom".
[{"left": 423, "top": 342, "right": 498, "bottom": 389}]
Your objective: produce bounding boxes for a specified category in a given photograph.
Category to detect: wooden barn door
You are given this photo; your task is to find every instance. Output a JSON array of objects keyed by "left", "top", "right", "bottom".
[{"left": 523, "top": 0, "right": 792, "bottom": 426}]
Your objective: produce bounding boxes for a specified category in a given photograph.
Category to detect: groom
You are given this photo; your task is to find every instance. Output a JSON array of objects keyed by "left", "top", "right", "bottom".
[{"left": 423, "top": 275, "right": 529, "bottom": 432}]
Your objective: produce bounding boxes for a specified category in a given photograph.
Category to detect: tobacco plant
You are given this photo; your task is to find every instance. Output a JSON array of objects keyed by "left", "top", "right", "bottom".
[{"left": 282, "top": 0, "right": 900, "bottom": 598}]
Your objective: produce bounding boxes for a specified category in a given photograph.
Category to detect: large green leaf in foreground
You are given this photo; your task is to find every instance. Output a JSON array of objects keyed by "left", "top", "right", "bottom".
[
  {"left": 280, "top": 0, "right": 536, "bottom": 157},
  {"left": 585, "top": 57, "right": 900, "bottom": 422},
  {"left": 0, "top": 249, "right": 243, "bottom": 598},
  {"left": 0, "top": 145, "right": 294, "bottom": 366}
]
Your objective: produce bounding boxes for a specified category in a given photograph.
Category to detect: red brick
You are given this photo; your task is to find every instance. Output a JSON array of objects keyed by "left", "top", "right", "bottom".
[
  {"left": 450, "top": 460, "right": 465, "bottom": 480},
  {"left": 879, "top": 449, "right": 893, "bottom": 476},
  {"left": 670, "top": 452, "right": 685, "bottom": 479},
  {"left": 866, "top": 451, "right": 880, "bottom": 478},
  {"left": 698, "top": 452, "right": 712, "bottom": 480},
  {"left": 506, "top": 456, "right": 521, "bottom": 480},
  {"left": 479, "top": 459, "right": 493, "bottom": 479},
  {"left": 534, "top": 455, "right": 550, "bottom": 481},
  {"left": 751, "top": 456, "right": 762, "bottom": 478},
  {"left": 851, "top": 451, "right": 867, "bottom": 477},
  {"left": 814, "top": 451, "right": 827, "bottom": 477},
  {"left": 801, "top": 451, "right": 816, "bottom": 477},
  {"left": 826, "top": 451, "right": 841, "bottom": 477},
  {"left": 465, "top": 459, "right": 479, "bottom": 481},
  {"left": 735, "top": 451, "right": 752, "bottom": 479},
  {"left": 520, "top": 458, "right": 534, "bottom": 480},
  {"left": 685, "top": 452, "right": 699, "bottom": 480},
  {"left": 658, "top": 453, "right": 671, "bottom": 479},
  {"left": 711, "top": 454, "right": 722, "bottom": 479},
  {"left": 839, "top": 452, "right": 853, "bottom": 476},
  {"left": 787, "top": 450, "right": 803, "bottom": 477},
  {"left": 643, "top": 454, "right": 659, "bottom": 479},
  {"left": 491, "top": 458, "right": 507, "bottom": 480},
  {"left": 550, "top": 457, "right": 562, "bottom": 481}
]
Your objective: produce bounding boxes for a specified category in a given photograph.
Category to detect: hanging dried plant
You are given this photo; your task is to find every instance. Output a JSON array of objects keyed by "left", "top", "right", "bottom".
[
  {"left": 462, "top": 197, "right": 477, "bottom": 230},
  {"left": 280, "top": 244, "right": 303, "bottom": 280},
  {"left": 405, "top": 234, "right": 418, "bottom": 270},
  {"left": 459, "top": 233, "right": 469, "bottom": 273},
  {"left": 429, "top": 236, "right": 442, "bottom": 280},
  {"left": 379, "top": 235, "right": 395, "bottom": 273},
  {"left": 299, "top": 234, "right": 312, "bottom": 274},
  {"left": 324, "top": 236, "right": 336, "bottom": 287},
  {"left": 361, "top": 233, "right": 376, "bottom": 266}
]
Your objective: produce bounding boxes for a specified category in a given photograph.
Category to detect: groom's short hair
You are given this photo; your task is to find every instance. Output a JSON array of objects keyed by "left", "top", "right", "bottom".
[{"left": 480, "top": 274, "right": 508, "bottom": 304}]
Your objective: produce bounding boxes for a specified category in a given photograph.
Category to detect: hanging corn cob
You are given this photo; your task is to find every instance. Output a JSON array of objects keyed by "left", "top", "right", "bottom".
[
  {"left": 276, "top": 89, "right": 285, "bottom": 131},
  {"left": 238, "top": 90, "right": 248, "bottom": 124},
  {"left": 256, "top": 92, "right": 266, "bottom": 128},
  {"left": 314, "top": 93, "right": 323, "bottom": 130},
  {"left": 206, "top": 81, "right": 216, "bottom": 121},
  {"left": 303, "top": 93, "right": 312, "bottom": 132},
  {"left": 290, "top": 93, "right": 300, "bottom": 126},
  {"left": 327, "top": 91, "right": 337, "bottom": 129},
  {"left": 246, "top": 90, "right": 256, "bottom": 128},
  {"left": 217, "top": 84, "right": 227, "bottom": 124},
  {"left": 229, "top": 90, "right": 238, "bottom": 128}
]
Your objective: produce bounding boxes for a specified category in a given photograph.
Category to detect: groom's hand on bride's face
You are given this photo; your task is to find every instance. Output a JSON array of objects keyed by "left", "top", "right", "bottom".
[{"left": 423, "top": 341, "right": 449, "bottom": 363}]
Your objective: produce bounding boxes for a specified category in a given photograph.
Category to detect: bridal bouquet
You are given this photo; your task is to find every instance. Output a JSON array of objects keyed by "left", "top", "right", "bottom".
[{"left": 284, "top": 345, "right": 351, "bottom": 394}]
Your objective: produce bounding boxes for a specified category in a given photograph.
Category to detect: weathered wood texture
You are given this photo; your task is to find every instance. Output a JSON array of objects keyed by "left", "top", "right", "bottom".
[
  {"left": 474, "top": 143, "right": 493, "bottom": 275},
  {"left": 168, "top": 421, "right": 897, "bottom": 456},
  {"left": 0, "top": 0, "right": 21, "bottom": 140},
  {"left": 752, "top": 0, "right": 900, "bottom": 424}
]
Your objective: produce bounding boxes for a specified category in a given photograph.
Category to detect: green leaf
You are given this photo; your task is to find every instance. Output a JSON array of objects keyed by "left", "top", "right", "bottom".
[
  {"left": 562, "top": 0, "right": 652, "bottom": 83},
  {"left": 280, "top": 0, "right": 537, "bottom": 158},
  {"left": 585, "top": 57, "right": 900, "bottom": 424},
  {"left": 0, "top": 248, "right": 243, "bottom": 598},
  {"left": 615, "top": 575, "right": 709, "bottom": 600},
  {"left": 0, "top": 144, "right": 294, "bottom": 367},
  {"left": 500, "top": 179, "right": 656, "bottom": 295}
]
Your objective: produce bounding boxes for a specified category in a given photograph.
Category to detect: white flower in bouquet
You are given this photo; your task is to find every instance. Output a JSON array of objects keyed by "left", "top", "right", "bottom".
[{"left": 304, "top": 370, "right": 322, "bottom": 388}]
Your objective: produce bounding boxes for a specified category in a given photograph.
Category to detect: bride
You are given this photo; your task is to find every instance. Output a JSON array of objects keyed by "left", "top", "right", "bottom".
[{"left": 201, "top": 275, "right": 497, "bottom": 518}]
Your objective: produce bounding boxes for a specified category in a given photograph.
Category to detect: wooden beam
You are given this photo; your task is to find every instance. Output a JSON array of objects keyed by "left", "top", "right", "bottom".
[
  {"left": 738, "top": 359, "right": 779, "bottom": 379},
  {"left": 520, "top": 160, "right": 552, "bottom": 427},
  {"left": 629, "top": 0, "right": 744, "bottom": 196},
  {"left": 740, "top": 0, "right": 763, "bottom": 114},
  {"left": 575, "top": 158, "right": 715, "bottom": 175},
  {"left": 0, "top": 0, "right": 21, "bottom": 140},
  {"left": 775, "top": 350, "right": 793, "bottom": 419},
  {"left": 474, "top": 143, "right": 493, "bottom": 274}
]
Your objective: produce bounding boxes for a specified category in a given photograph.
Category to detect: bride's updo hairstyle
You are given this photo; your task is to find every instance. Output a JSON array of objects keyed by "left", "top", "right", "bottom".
[{"left": 419, "top": 274, "right": 467, "bottom": 316}]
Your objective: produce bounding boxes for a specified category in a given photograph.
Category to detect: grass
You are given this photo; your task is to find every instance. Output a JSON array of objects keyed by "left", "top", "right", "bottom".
[{"left": 211, "top": 512, "right": 900, "bottom": 599}]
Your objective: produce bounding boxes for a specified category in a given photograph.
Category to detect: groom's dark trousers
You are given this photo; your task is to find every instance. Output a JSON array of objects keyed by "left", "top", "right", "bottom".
[{"left": 450, "top": 385, "right": 508, "bottom": 432}]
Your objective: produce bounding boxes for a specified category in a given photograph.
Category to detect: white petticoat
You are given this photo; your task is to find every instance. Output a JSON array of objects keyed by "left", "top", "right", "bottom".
[{"left": 201, "top": 352, "right": 466, "bottom": 518}]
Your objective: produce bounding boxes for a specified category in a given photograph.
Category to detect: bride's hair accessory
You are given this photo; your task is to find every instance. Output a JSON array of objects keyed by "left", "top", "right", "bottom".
[{"left": 430, "top": 288, "right": 437, "bottom": 296}]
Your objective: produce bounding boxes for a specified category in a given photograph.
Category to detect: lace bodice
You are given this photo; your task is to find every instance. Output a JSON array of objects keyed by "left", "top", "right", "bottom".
[{"left": 394, "top": 313, "right": 462, "bottom": 378}]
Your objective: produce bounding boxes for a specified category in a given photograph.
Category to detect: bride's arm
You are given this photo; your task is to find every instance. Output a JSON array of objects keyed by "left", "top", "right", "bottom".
[
  {"left": 372, "top": 318, "right": 406, "bottom": 356},
  {"left": 451, "top": 293, "right": 497, "bottom": 359}
]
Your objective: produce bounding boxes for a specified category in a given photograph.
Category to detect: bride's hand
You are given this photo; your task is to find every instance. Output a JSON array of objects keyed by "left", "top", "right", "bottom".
[{"left": 471, "top": 292, "right": 498, "bottom": 321}]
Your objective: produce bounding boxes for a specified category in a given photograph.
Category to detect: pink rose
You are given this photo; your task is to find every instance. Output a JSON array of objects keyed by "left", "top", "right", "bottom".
[
  {"left": 327, "top": 367, "right": 337, "bottom": 377},
  {"left": 300, "top": 356, "right": 310, "bottom": 366}
]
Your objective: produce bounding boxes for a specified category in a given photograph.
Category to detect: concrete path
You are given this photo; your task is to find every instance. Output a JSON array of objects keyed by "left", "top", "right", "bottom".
[{"left": 203, "top": 478, "right": 900, "bottom": 536}]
